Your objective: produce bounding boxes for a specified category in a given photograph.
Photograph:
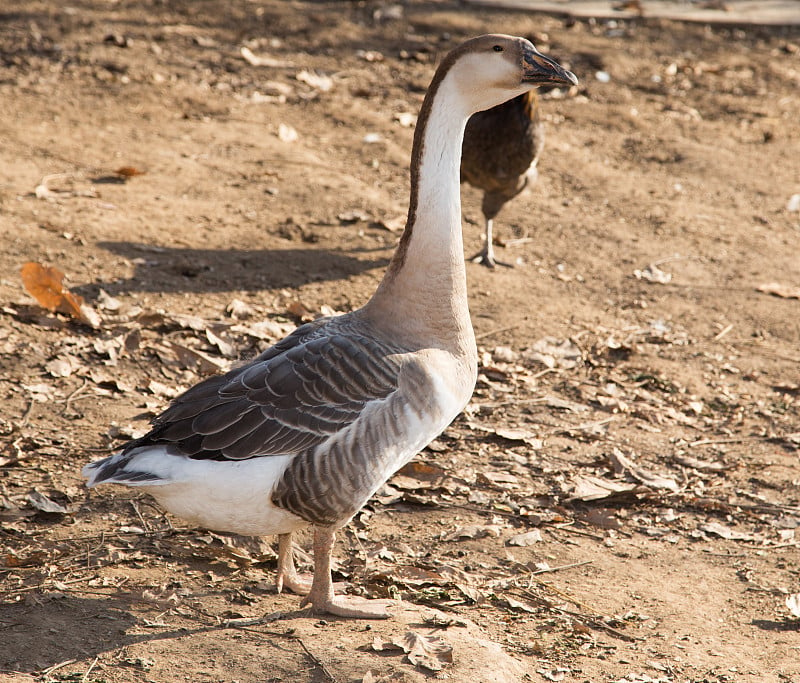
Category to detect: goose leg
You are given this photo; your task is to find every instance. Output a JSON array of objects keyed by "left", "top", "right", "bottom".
[
  {"left": 470, "top": 218, "right": 513, "bottom": 269},
  {"left": 300, "top": 527, "right": 393, "bottom": 619},
  {"left": 276, "top": 533, "right": 313, "bottom": 595}
]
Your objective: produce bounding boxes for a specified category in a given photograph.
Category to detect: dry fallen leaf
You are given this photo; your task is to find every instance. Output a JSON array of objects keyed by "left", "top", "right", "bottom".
[
  {"left": 20, "top": 262, "right": 100, "bottom": 328},
  {"left": 506, "top": 529, "right": 543, "bottom": 546},
  {"left": 27, "top": 490, "right": 68, "bottom": 515},
  {"left": 609, "top": 448, "right": 680, "bottom": 493},
  {"left": 634, "top": 263, "right": 673, "bottom": 284},
  {"left": 399, "top": 631, "right": 453, "bottom": 672},
  {"left": 524, "top": 337, "right": 582, "bottom": 369},
  {"left": 227, "top": 298, "right": 254, "bottom": 319},
  {"left": 699, "top": 521, "right": 760, "bottom": 542},
  {"left": 492, "top": 427, "right": 543, "bottom": 448},
  {"left": 240, "top": 46, "right": 294, "bottom": 68},
  {"left": 391, "top": 461, "right": 448, "bottom": 490},
  {"left": 206, "top": 328, "right": 236, "bottom": 358},
  {"left": 374, "top": 215, "right": 405, "bottom": 232},
  {"left": 756, "top": 282, "right": 800, "bottom": 300},
  {"left": 477, "top": 471, "right": 520, "bottom": 489},
  {"left": 444, "top": 524, "right": 502, "bottom": 542},
  {"left": 568, "top": 475, "right": 638, "bottom": 502},
  {"left": 786, "top": 593, "right": 800, "bottom": 618},
  {"left": 286, "top": 300, "right": 315, "bottom": 322},
  {"left": 503, "top": 595, "right": 536, "bottom": 612},
  {"left": 45, "top": 356, "right": 79, "bottom": 378},
  {"left": 296, "top": 69, "right": 333, "bottom": 92},
  {"left": 114, "top": 166, "right": 145, "bottom": 178}
]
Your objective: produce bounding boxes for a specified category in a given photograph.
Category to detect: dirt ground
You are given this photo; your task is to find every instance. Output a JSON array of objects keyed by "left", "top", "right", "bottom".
[{"left": 1, "top": 1, "right": 799, "bottom": 682}]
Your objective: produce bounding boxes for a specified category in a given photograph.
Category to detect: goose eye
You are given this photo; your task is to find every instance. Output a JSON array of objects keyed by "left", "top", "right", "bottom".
[{"left": 492, "top": 45, "right": 503, "bottom": 52}]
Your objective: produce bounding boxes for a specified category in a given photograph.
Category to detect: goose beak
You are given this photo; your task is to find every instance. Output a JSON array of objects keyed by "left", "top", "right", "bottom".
[{"left": 522, "top": 48, "right": 578, "bottom": 87}]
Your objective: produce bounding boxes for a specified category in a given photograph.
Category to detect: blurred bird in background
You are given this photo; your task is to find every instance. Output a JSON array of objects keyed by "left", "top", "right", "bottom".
[{"left": 461, "top": 89, "right": 544, "bottom": 268}]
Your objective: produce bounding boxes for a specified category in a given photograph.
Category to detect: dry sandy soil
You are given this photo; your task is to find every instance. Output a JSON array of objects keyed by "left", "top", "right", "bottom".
[{"left": 1, "top": 1, "right": 800, "bottom": 682}]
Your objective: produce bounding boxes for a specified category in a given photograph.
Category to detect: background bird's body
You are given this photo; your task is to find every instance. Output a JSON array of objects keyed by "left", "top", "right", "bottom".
[{"left": 461, "top": 90, "right": 544, "bottom": 267}]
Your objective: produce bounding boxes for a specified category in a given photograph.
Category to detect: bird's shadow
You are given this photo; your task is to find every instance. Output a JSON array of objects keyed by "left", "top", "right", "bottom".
[
  {"left": 91, "top": 241, "right": 391, "bottom": 296},
  {"left": 0, "top": 594, "right": 309, "bottom": 674},
  {"left": 751, "top": 618, "right": 799, "bottom": 632}
]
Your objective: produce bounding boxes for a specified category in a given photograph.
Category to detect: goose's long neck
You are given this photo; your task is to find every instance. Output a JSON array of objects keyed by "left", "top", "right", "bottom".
[{"left": 365, "top": 73, "right": 475, "bottom": 354}]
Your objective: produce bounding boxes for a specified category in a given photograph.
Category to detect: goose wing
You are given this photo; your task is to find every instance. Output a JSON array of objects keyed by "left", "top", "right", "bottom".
[{"left": 97, "top": 317, "right": 405, "bottom": 470}]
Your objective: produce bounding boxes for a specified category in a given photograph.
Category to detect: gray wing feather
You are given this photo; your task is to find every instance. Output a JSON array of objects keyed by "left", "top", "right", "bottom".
[{"left": 116, "top": 316, "right": 404, "bottom": 463}]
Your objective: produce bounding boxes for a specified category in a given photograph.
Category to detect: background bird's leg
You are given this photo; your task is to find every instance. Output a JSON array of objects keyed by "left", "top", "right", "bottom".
[
  {"left": 276, "top": 532, "right": 313, "bottom": 595},
  {"left": 300, "top": 526, "right": 393, "bottom": 619},
  {"left": 472, "top": 217, "right": 513, "bottom": 268}
]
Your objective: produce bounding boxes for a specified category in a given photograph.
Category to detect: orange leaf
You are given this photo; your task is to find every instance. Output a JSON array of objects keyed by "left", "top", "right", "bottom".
[
  {"left": 114, "top": 166, "right": 145, "bottom": 178},
  {"left": 20, "top": 262, "right": 99, "bottom": 327},
  {"left": 20, "top": 262, "right": 70, "bottom": 311}
]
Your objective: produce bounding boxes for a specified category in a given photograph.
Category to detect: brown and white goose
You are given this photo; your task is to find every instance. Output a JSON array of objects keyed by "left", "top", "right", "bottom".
[{"left": 83, "top": 35, "right": 576, "bottom": 619}]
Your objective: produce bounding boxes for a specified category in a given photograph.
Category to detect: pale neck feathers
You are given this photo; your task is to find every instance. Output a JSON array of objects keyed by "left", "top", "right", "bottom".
[{"left": 365, "top": 62, "right": 481, "bottom": 353}]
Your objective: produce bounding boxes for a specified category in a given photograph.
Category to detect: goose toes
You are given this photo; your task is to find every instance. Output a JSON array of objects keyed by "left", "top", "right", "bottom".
[
  {"left": 302, "top": 594, "right": 394, "bottom": 619},
  {"left": 276, "top": 570, "right": 314, "bottom": 596}
]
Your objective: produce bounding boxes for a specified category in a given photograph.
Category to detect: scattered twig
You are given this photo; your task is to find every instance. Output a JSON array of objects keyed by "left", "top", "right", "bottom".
[
  {"left": 550, "top": 523, "right": 605, "bottom": 541},
  {"left": 224, "top": 621, "right": 339, "bottom": 682},
  {"left": 222, "top": 611, "right": 288, "bottom": 628},
  {"left": 713, "top": 323, "right": 734, "bottom": 341},
  {"left": 689, "top": 436, "right": 752, "bottom": 448},
  {"left": 529, "top": 560, "right": 593, "bottom": 576},
  {"left": 294, "top": 635, "right": 339, "bottom": 683},
  {"left": 510, "top": 586, "right": 641, "bottom": 643},
  {"left": 0, "top": 574, "right": 95, "bottom": 599},
  {"left": 130, "top": 500, "right": 151, "bottom": 533},
  {"left": 81, "top": 656, "right": 99, "bottom": 683},
  {"left": 475, "top": 323, "right": 521, "bottom": 341},
  {"left": 39, "top": 658, "right": 77, "bottom": 680},
  {"left": 60, "top": 377, "right": 89, "bottom": 411},
  {"left": 530, "top": 366, "right": 560, "bottom": 380}
]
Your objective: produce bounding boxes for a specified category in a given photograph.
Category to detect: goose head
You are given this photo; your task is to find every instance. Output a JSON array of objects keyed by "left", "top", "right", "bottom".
[{"left": 441, "top": 34, "right": 577, "bottom": 116}]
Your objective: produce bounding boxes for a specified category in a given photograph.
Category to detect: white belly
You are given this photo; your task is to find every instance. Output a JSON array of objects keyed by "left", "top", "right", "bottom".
[{"left": 116, "top": 450, "right": 307, "bottom": 536}]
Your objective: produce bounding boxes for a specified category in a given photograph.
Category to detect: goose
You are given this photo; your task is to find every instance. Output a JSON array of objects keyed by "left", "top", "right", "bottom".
[
  {"left": 83, "top": 35, "right": 577, "bottom": 619},
  {"left": 461, "top": 90, "right": 545, "bottom": 268}
]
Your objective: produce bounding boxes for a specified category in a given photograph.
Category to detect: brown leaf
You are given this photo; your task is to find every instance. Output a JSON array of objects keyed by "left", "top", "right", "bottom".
[
  {"left": 444, "top": 524, "right": 502, "bottom": 542},
  {"left": 4, "top": 549, "right": 49, "bottom": 568},
  {"left": 477, "top": 471, "right": 520, "bottom": 489},
  {"left": 492, "top": 427, "right": 543, "bottom": 448},
  {"left": 756, "top": 282, "right": 800, "bottom": 299},
  {"left": 27, "top": 490, "right": 68, "bottom": 514},
  {"left": 114, "top": 166, "right": 145, "bottom": 178},
  {"left": 397, "top": 632, "right": 453, "bottom": 672},
  {"left": 206, "top": 328, "right": 236, "bottom": 358},
  {"left": 20, "top": 262, "right": 100, "bottom": 327},
  {"left": 502, "top": 595, "right": 537, "bottom": 612},
  {"left": 371, "top": 636, "right": 405, "bottom": 653},
  {"left": 391, "top": 461, "right": 447, "bottom": 490},
  {"left": 506, "top": 529, "right": 543, "bottom": 546},
  {"left": 286, "top": 300, "right": 315, "bottom": 322},
  {"left": 700, "top": 522, "right": 760, "bottom": 542},
  {"left": 608, "top": 448, "right": 680, "bottom": 492},
  {"left": 568, "top": 475, "right": 638, "bottom": 501},
  {"left": 579, "top": 508, "right": 622, "bottom": 530}
]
